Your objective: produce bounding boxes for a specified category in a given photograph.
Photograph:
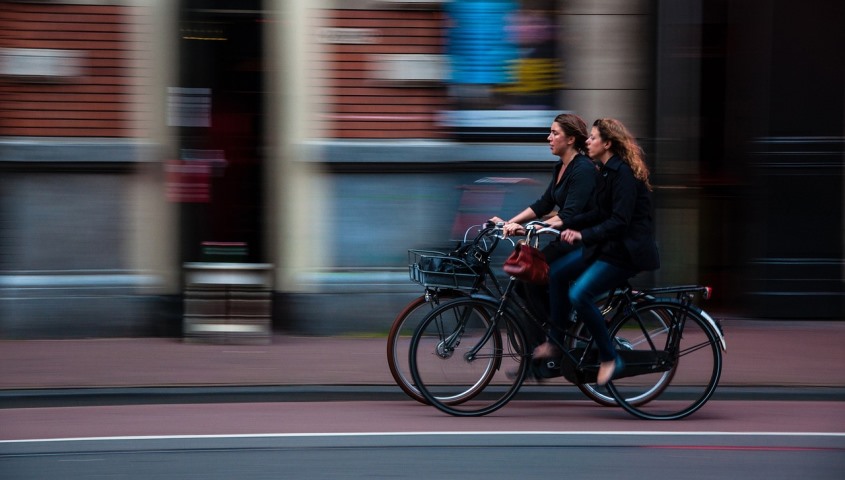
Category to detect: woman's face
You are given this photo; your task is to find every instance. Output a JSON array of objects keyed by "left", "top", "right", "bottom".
[
  {"left": 586, "top": 126, "right": 609, "bottom": 161},
  {"left": 547, "top": 122, "right": 571, "bottom": 158}
]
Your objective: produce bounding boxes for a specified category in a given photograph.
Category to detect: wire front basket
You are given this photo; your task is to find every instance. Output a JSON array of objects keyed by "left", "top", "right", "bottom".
[{"left": 408, "top": 249, "right": 482, "bottom": 290}]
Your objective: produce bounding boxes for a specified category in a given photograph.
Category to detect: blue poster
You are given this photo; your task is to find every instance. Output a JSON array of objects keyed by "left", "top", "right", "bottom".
[
  {"left": 446, "top": 0, "right": 519, "bottom": 84},
  {"left": 443, "top": 0, "right": 562, "bottom": 138}
]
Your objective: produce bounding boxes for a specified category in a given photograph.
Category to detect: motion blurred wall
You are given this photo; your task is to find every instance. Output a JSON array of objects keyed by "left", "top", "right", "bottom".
[
  {"left": 1, "top": 0, "right": 842, "bottom": 339},
  {"left": 0, "top": 0, "right": 175, "bottom": 338}
]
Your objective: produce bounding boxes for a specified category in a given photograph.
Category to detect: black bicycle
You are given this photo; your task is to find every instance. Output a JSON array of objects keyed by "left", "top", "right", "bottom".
[
  {"left": 389, "top": 223, "right": 630, "bottom": 407},
  {"left": 408, "top": 224, "right": 726, "bottom": 420}
]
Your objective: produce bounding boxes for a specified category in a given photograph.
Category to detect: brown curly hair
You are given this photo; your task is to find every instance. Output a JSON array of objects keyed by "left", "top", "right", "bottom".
[{"left": 593, "top": 118, "right": 652, "bottom": 191}]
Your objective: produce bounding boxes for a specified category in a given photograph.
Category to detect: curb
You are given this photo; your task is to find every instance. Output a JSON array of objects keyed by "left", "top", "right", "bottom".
[{"left": 2, "top": 385, "right": 843, "bottom": 409}]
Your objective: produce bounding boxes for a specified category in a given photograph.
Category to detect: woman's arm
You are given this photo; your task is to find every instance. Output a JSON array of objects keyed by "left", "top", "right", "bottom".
[
  {"left": 506, "top": 207, "right": 538, "bottom": 225},
  {"left": 490, "top": 207, "right": 537, "bottom": 236}
]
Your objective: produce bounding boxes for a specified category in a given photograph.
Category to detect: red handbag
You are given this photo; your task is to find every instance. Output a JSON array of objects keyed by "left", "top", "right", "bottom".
[{"left": 503, "top": 240, "right": 549, "bottom": 284}]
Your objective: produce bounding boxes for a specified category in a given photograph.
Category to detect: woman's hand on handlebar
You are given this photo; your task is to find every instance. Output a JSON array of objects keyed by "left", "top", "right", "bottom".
[
  {"left": 542, "top": 216, "right": 564, "bottom": 230},
  {"left": 488, "top": 216, "right": 525, "bottom": 238},
  {"left": 502, "top": 223, "right": 526, "bottom": 237},
  {"left": 561, "top": 229, "right": 582, "bottom": 244}
]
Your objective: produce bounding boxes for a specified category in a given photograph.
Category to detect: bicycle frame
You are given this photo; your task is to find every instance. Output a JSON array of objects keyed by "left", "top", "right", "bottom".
[
  {"left": 463, "top": 275, "right": 602, "bottom": 382},
  {"left": 464, "top": 276, "right": 724, "bottom": 388}
]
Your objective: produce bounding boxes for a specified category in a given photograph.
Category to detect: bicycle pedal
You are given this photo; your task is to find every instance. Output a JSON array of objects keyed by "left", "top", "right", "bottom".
[{"left": 533, "top": 359, "right": 564, "bottom": 379}]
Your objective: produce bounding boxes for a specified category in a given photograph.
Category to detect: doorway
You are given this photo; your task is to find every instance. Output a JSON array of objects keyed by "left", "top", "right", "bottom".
[{"left": 175, "top": 0, "right": 265, "bottom": 263}]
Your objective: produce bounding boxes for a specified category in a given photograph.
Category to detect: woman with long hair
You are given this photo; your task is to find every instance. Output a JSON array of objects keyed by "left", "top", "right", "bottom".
[{"left": 535, "top": 117, "right": 660, "bottom": 386}]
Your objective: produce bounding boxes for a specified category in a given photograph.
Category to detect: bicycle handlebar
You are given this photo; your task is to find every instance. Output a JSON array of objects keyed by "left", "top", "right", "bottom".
[
  {"left": 523, "top": 220, "right": 560, "bottom": 240},
  {"left": 467, "top": 221, "right": 560, "bottom": 248}
]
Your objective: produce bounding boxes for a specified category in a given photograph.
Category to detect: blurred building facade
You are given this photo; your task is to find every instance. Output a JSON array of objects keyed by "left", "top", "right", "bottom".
[
  {"left": 0, "top": 0, "right": 842, "bottom": 338},
  {"left": 0, "top": 0, "right": 165, "bottom": 337}
]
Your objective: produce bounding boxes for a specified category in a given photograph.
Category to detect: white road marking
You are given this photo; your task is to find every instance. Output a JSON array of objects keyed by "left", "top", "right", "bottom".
[{"left": 2, "top": 431, "right": 844, "bottom": 444}]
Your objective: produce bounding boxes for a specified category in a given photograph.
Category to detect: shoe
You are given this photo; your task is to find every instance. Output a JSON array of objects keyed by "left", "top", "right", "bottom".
[
  {"left": 597, "top": 355, "right": 625, "bottom": 386},
  {"left": 532, "top": 341, "right": 561, "bottom": 360}
]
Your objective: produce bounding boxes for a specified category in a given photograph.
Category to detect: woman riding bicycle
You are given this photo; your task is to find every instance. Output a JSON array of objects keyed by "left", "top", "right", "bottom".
[
  {"left": 490, "top": 112, "right": 596, "bottom": 252},
  {"left": 535, "top": 118, "right": 660, "bottom": 386},
  {"left": 489, "top": 113, "right": 598, "bottom": 323}
]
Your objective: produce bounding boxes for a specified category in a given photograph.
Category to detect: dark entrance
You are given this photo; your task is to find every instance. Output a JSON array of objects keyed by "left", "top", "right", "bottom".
[{"left": 174, "top": 0, "right": 265, "bottom": 263}]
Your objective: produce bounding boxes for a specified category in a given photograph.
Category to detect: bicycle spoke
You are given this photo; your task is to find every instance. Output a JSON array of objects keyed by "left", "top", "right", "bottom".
[
  {"left": 388, "top": 292, "right": 470, "bottom": 405},
  {"left": 677, "top": 340, "right": 715, "bottom": 357},
  {"left": 409, "top": 297, "right": 527, "bottom": 416},
  {"left": 607, "top": 301, "right": 722, "bottom": 420}
]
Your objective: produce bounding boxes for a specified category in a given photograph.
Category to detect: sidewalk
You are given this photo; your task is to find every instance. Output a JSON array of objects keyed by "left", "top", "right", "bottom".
[{"left": 1, "top": 319, "right": 844, "bottom": 391}]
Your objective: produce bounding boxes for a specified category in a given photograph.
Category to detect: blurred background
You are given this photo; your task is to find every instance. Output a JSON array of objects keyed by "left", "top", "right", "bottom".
[{"left": 0, "top": 0, "right": 842, "bottom": 340}]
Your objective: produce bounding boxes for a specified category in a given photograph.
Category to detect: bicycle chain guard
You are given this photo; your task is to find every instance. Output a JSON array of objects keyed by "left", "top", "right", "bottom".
[{"left": 532, "top": 348, "right": 675, "bottom": 385}]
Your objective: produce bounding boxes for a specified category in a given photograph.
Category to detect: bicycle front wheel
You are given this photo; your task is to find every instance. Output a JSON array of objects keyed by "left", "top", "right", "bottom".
[
  {"left": 409, "top": 297, "right": 528, "bottom": 417},
  {"left": 386, "top": 291, "right": 466, "bottom": 404},
  {"left": 606, "top": 301, "right": 723, "bottom": 420}
]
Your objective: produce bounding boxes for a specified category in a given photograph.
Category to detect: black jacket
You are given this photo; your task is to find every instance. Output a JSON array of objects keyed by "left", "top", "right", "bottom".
[
  {"left": 567, "top": 155, "right": 660, "bottom": 271},
  {"left": 529, "top": 153, "right": 597, "bottom": 224}
]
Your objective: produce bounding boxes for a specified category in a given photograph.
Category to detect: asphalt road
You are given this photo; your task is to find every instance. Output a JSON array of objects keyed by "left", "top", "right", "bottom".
[
  {"left": 3, "top": 433, "right": 844, "bottom": 480},
  {"left": 2, "top": 398, "right": 844, "bottom": 479}
]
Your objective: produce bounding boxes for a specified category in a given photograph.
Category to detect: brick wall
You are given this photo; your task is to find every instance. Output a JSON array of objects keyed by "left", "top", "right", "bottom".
[
  {"left": 0, "top": 2, "right": 148, "bottom": 138},
  {"left": 314, "top": 8, "right": 449, "bottom": 139}
]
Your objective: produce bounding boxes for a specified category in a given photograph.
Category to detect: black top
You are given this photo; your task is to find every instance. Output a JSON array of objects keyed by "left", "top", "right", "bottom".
[
  {"left": 567, "top": 155, "right": 660, "bottom": 271},
  {"left": 528, "top": 153, "right": 597, "bottom": 224}
]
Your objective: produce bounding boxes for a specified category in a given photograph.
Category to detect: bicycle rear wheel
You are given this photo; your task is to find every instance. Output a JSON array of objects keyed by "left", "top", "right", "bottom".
[
  {"left": 386, "top": 291, "right": 466, "bottom": 404},
  {"left": 409, "top": 297, "right": 528, "bottom": 417},
  {"left": 606, "top": 301, "right": 723, "bottom": 420},
  {"left": 570, "top": 303, "right": 674, "bottom": 407}
]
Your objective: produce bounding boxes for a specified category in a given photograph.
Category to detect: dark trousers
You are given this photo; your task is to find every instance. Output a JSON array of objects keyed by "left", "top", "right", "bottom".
[{"left": 548, "top": 248, "right": 635, "bottom": 362}]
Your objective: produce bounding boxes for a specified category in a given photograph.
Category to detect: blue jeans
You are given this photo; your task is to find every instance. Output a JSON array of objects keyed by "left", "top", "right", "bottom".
[{"left": 548, "top": 248, "right": 636, "bottom": 362}]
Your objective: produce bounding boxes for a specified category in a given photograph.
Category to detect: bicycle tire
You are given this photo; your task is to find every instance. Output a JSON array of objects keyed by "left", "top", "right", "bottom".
[
  {"left": 409, "top": 297, "right": 528, "bottom": 417},
  {"left": 605, "top": 300, "right": 723, "bottom": 420},
  {"left": 387, "top": 290, "right": 468, "bottom": 404}
]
